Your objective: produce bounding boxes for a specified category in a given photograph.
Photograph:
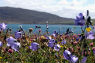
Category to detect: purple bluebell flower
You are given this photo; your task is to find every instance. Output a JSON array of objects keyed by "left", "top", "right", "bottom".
[
  {"left": 29, "top": 42, "right": 39, "bottom": 51},
  {"left": 75, "top": 13, "right": 85, "bottom": 26},
  {"left": 87, "top": 34, "right": 94, "bottom": 39},
  {"left": 15, "top": 31, "right": 22, "bottom": 39},
  {"left": 93, "top": 50, "right": 95, "bottom": 54},
  {"left": 6, "top": 36, "right": 17, "bottom": 43},
  {"left": 63, "top": 50, "right": 71, "bottom": 60},
  {"left": 54, "top": 44, "right": 61, "bottom": 51},
  {"left": 6, "top": 36, "right": 21, "bottom": 52},
  {"left": 92, "top": 47, "right": 95, "bottom": 54},
  {"left": 48, "top": 42, "right": 54, "bottom": 48},
  {"left": 49, "top": 39, "right": 55, "bottom": 43},
  {"left": 92, "top": 27, "right": 95, "bottom": 35},
  {"left": 86, "top": 31, "right": 95, "bottom": 39},
  {"left": 70, "top": 55, "right": 78, "bottom": 63},
  {"left": 0, "top": 41, "right": 3, "bottom": 47},
  {"left": 61, "top": 39, "right": 66, "bottom": 45},
  {"left": 63, "top": 50, "right": 78, "bottom": 63},
  {"left": 11, "top": 42, "right": 21, "bottom": 51},
  {"left": 0, "top": 23, "right": 7, "bottom": 31},
  {"left": 52, "top": 33, "right": 56, "bottom": 37},
  {"left": 52, "top": 31, "right": 57, "bottom": 37},
  {"left": 75, "top": 16, "right": 80, "bottom": 25},
  {"left": 80, "top": 56, "right": 87, "bottom": 63},
  {"left": 45, "top": 36, "right": 51, "bottom": 40},
  {"left": 48, "top": 39, "right": 55, "bottom": 48}
]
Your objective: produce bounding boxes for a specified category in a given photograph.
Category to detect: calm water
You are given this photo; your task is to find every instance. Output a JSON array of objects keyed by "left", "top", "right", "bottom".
[{"left": 7, "top": 24, "right": 89, "bottom": 34}]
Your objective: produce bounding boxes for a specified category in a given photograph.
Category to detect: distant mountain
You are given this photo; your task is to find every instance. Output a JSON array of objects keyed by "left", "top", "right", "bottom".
[{"left": 0, "top": 7, "right": 74, "bottom": 24}]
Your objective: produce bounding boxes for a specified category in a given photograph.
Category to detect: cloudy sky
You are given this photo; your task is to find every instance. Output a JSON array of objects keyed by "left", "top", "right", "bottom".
[{"left": 0, "top": 0, "right": 95, "bottom": 18}]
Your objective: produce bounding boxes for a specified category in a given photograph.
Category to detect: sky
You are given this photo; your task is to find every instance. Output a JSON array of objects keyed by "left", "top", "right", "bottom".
[{"left": 0, "top": 0, "right": 95, "bottom": 18}]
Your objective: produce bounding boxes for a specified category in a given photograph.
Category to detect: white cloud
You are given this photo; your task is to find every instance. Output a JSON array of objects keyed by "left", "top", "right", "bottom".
[{"left": 3, "top": 0, "right": 95, "bottom": 18}]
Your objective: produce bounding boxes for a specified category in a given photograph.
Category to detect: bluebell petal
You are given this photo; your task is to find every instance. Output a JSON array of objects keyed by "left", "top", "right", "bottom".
[
  {"left": 80, "top": 56, "right": 87, "bottom": 63},
  {"left": 54, "top": 44, "right": 61, "bottom": 51},
  {"left": 48, "top": 42, "right": 54, "bottom": 48},
  {"left": 30, "top": 42, "right": 39, "bottom": 51},
  {"left": 15, "top": 31, "right": 22, "bottom": 39},
  {"left": 63, "top": 50, "right": 71, "bottom": 60},
  {"left": 0, "top": 41, "right": 3, "bottom": 47},
  {"left": 61, "top": 39, "right": 66, "bottom": 45},
  {"left": 70, "top": 55, "right": 78, "bottom": 63},
  {"left": 0, "top": 23, "right": 7, "bottom": 30},
  {"left": 6, "top": 37, "right": 21, "bottom": 52}
]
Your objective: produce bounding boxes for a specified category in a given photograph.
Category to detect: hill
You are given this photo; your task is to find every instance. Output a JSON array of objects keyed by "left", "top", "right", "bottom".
[{"left": 0, "top": 7, "right": 74, "bottom": 24}]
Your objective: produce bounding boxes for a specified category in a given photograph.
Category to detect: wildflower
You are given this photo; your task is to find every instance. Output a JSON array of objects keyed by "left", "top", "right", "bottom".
[
  {"left": 80, "top": 56, "right": 87, "bottom": 63},
  {"left": 61, "top": 39, "right": 66, "bottom": 45},
  {"left": 86, "top": 31, "right": 94, "bottom": 39},
  {"left": 8, "top": 49, "right": 13, "bottom": 53},
  {"left": 39, "top": 29, "right": 41, "bottom": 33},
  {"left": 70, "top": 55, "right": 78, "bottom": 63},
  {"left": 73, "top": 41, "right": 78, "bottom": 45},
  {"left": 49, "top": 39, "right": 55, "bottom": 43},
  {"left": 90, "top": 42, "right": 94, "bottom": 47},
  {"left": 0, "top": 41, "right": 3, "bottom": 47},
  {"left": 0, "top": 23, "right": 7, "bottom": 31},
  {"left": 52, "top": 31, "right": 57, "bottom": 37},
  {"left": 86, "top": 27, "right": 91, "bottom": 32},
  {"left": 75, "top": 13, "right": 85, "bottom": 26},
  {"left": 6, "top": 36, "right": 21, "bottom": 52},
  {"left": 46, "top": 36, "right": 51, "bottom": 40},
  {"left": 29, "top": 28, "right": 33, "bottom": 33},
  {"left": 0, "top": 57, "right": 2, "bottom": 59},
  {"left": 48, "top": 42, "right": 54, "bottom": 48},
  {"left": 63, "top": 50, "right": 71, "bottom": 60},
  {"left": 54, "top": 44, "right": 61, "bottom": 51},
  {"left": 11, "top": 42, "right": 21, "bottom": 51},
  {"left": 6, "top": 36, "right": 16, "bottom": 43},
  {"left": 29, "top": 42, "right": 39, "bottom": 51},
  {"left": 48, "top": 39, "right": 55, "bottom": 48},
  {"left": 15, "top": 31, "right": 22, "bottom": 39},
  {"left": 92, "top": 47, "right": 95, "bottom": 54},
  {"left": 63, "top": 50, "right": 78, "bottom": 63},
  {"left": 40, "top": 36, "right": 46, "bottom": 39}
]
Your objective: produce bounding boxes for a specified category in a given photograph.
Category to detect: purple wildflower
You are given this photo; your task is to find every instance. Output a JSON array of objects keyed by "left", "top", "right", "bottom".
[
  {"left": 92, "top": 47, "right": 95, "bottom": 54},
  {"left": 10, "top": 42, "right": 21, "bottom": 51},
  {"left": 6, "top": 36, "right": 16, "bottom": 43},
  {"left": 63, "top": 50, "right": 78, "bottom": 63},
  {"left": 54, "top": 44, "right": 61, "bottom": 51},
  {"left": 0, "top": 41, "right": 3, "bottom": 47},
  {"left": 63, "top": 50, "right": 71, "bottom": 60},
  {"left": 61, "top": 39, "right": 66, "bottom": 45},
  {"left": 15, "top": 31, "right": 22, "bottom": 39},
  {"left": 29, "top": 42, "right": 39, "bottom": 51},
  {"left": 80, "top": 56, "right": 87, "bottom": 63},
  {"left": 75, "top": 13, "right": 85, "bottom": 26},
  {"left": 70, "top": 55, "right": 78, "bottom": 63},
  {"left": 0, "top": 23, "right": 7, "bottom": 31},
  {"left": 86, "top": 31, "right": 95, "bottom": 39},
  {"left": 49, "top": 39, "right": 55, "bottom": 43},
  {"left": 52, "top": 31, "right": 58, "bottom": 37},
  {"left": 6, "top": 36, "right": 21, "bottom": 52},
  {"left": 46, "top": 36, "right": 51, "bottom": 40},
  {"left": 48, "top": 39, "right": 55, "bottom": 48},
  {"left": 87, "top": 35, "right": 94, "bottom": 39},
  {"left": 48, "top": 42, "right": 54, "bottom": 48},
  {"left": 93, "top": 50, "right": 95, "bottom": 54}
]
